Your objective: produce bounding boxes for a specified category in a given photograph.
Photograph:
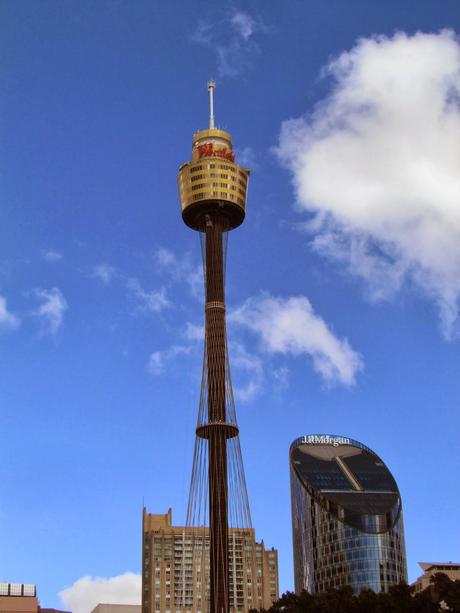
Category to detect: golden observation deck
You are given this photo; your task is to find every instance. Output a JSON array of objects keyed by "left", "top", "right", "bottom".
[{"left": 178, "top": 83, "right": 250, "bottom": 231}]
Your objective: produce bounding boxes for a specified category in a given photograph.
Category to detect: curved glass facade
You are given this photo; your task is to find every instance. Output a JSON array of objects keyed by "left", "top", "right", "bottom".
[{"left": 290, "top": 435, "right": 407, "bottom": 594}]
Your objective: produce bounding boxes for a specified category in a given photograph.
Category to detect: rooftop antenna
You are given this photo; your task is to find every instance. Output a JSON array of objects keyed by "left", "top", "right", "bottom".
[{"left": 207, "top": 80, "right": 215, "bottom": 129}]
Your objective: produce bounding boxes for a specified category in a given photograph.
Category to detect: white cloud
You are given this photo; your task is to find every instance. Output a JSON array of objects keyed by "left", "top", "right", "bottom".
[
  {"left": 231, "top": 11, "right": 255, "bottom": 41},
  {"left": 235, "top": 146, "right": 258, "bottom": 170},
  {"left": 230, "top": 294, "right": 363, "bottom": 386},
  {"left": 191, "top": 10, "right": 265, "bottom": 77},
  {"left": 184, "top": 322, "right": 204, "bottom": 341},
  {"left": 127, "top": 278, "right": 171, "bottom": 313},
  {"left": 276, "top": 30, "right": 460, "bottom": 339},
  {"left": 147, "top": 345, "right": 192, "bottom": 376},
  {"left": 155, "top": 248, "right": 203, "bottom": 299},
  {"left": 59, "top": 572, "right": 140, "bottom": 613},
  {"left": 0, "top": 296, "right": 20, "bottom": 331},
  {"left": 151, "top": 291, "right": 360, "bottom": 392},
  {"left": 145, "top": 322, "right": 204, "bottom": 378},
  {"left": 92, "top": 264, "right": 116, "bottom": 285},
  {"left": 177, "top": 323, "right": 264, "bottom": 401},
  {"left": 230, "top": 341, "right": 264, "bottom": 402},
  {"left": 273, "top": 366, "right": 290, "bottom": 390},
  {"left": 41, "top": 249, "right": 63, "bottom": 262},
  {"left": 155, "top": 247, "right": 177, "bottom": 269},
  {"left": 187, "top": 267, "right": 204, "bottom": 300},
  {"left": 33, "top": 288, "right": 68, "bottom": 335}
]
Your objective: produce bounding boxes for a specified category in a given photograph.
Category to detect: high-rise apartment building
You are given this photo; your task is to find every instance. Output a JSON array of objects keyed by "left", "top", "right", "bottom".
[
  {"left": 290, "top": 434, "right": 407, "bottom": 594},
  {"left": 142, "top": 508, "right": 278, "bottom": 613}
]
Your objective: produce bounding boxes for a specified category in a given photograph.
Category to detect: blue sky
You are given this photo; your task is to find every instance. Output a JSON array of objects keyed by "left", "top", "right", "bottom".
[{"left": 1, "top": 1, "right": 460, "bottom": 611}]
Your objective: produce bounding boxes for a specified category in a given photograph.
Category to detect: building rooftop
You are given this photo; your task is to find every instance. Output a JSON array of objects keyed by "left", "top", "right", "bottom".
[
  {"left": 90, "top": 606, "right": 140, "bottom": 613},
  {"left": 0, "top": 584, "right": 36, "bottom": 598},
  {"left": 419, "top": 562, "right": 460, "bottom": 571},
  {"left": 290, "top": 434, "right": 402, "bottom": 533}
]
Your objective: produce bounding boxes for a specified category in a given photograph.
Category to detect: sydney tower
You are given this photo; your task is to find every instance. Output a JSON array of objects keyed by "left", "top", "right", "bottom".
[{"left": 178, "top": 82, "right": 251, "bottom": 613}]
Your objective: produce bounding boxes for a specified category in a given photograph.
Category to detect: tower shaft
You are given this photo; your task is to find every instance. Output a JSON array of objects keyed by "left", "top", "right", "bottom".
[{"left": 205, "top": 214, "right": 229, "bottom": 613}]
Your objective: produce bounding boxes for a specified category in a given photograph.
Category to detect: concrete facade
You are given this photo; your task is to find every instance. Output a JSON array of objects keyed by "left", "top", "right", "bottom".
[
  {"left": 91, "top": 606, "right": 140, "bottom": 613},
  {"left": 0, "top": 584, "right": 38, "bottom": 613},
  {"left": 0, "top": 597, "right": 38, "bottom": 613}
]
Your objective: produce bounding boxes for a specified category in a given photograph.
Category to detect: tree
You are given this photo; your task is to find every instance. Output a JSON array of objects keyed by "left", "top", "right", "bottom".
[
  {"left": 267, "top": 590, "right": 314, "bottom": 613},
  {"left": 443, "top": 580, "right": 460, "bottom": 612},
  {"left": 263, "top": 581, "right": 447, "bottom": 613},
  {"left": 430, "top": 573, "right": 460, "bottom": 612}
]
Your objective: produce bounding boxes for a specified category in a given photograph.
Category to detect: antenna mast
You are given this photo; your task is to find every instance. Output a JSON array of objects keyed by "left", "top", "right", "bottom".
[{"left": 208, "top": 80, "right": 215, "bottom": 129}]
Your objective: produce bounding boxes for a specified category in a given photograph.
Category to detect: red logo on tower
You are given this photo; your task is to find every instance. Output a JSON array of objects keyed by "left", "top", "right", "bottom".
[{"left": 197, "top": 143, "right": 235, "bottom": 162}]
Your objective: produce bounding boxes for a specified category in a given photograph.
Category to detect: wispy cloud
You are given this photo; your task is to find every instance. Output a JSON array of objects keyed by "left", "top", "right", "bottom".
[
  {"left": 191, "top": 10, "right": 266, "bottom": 77},
  {"left": 184, "top": 322, "right": 204, "bottom": 341},
  {"left": 33, "top": 288, "right": 68, "bottom": 335},
  {"left": 90, "top": 260, "right": 173, "bottom": 317},
  {"left": 92, "top": 263, "right": 116, "bottom": 285},
  {"left": 230, "top": 294, "right": 363, "bottom": 386},
  {"left": 235, "top": 146, "right": 258, "bottom": 170},
  {"left": 231, "top": 11, "right": 255, "bottom": 40},
  {"left": 147, "top": 345, "right": 192, "bottom": 376},
  {"left": 273, "top": 366, "right": 290, "bottom": 391},
  {"left": 276, "top": 30, "right": 460, "bottom": 339},
  {"left": 230, "top": 341, "right": 264, "bottom": 403},
  {"left": 155, "top": 247, "right": 203, "bottom": 299},
  {"left": 127, "top": 278, "right": 171, "bottom": 314},
  {"left": 146, "top": 321, "right": 203, "bottom": 377},
  {"left": 59, "top": 572, "right": 140, "bottom": 613},
  {"left": 146, "top": 328, "right": 263, "bottom": 401},
  {"left": 150, "top": 290, "right": 361, "bottom": 393},
  {"left": 0, "top": 296, "right": 20, "bottom": 332},
  {"left": 41, "top": 249, "right": 63, "bottom": 263}
]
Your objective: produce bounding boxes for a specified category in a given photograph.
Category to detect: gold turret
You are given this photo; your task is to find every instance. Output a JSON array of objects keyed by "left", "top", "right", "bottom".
[{"left": 178, "top": 82, "right": 250, "bottom": 231}]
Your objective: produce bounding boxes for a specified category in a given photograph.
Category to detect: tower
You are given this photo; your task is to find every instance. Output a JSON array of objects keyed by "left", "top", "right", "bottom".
[
  {"left": 290, "top": 434, "right": 407, "bottom": 594},
  {"left": 177, "top": 83, "right": 251, "bottom": 613}
]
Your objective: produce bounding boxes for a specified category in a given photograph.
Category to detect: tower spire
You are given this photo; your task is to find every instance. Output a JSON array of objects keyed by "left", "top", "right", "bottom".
[{"left": 208, "top": 80, "right": 215, "bottom": 129}]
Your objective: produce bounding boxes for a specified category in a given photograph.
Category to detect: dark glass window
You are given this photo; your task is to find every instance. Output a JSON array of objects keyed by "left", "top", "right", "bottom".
[
  {"left": 292, "top": 450, "right": 351, "bottom": 491},
  {"left": 343, "top": 453, "right": 397, "bottom": 491}
]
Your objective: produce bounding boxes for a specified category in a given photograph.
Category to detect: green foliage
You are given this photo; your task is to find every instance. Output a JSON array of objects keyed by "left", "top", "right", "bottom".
[{"left": 259, "top": 574, "right": 460, "bottom": 613}]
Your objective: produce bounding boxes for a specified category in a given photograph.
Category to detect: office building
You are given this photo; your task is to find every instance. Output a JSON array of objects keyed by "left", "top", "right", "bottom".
[
  {"left": 142, "top": 508, "right": 278, "bottom": 613},
  {"left": 412, "top": 562, "right": 460, "bottom": 593},
  {"left": 290, "top": 434, "right": 407, "bottom": 594}
]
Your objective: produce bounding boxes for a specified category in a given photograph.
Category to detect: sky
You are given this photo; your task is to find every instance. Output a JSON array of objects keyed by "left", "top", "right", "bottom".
[{"left": 1, "top": 1, "right": 460, "bottom": 611}]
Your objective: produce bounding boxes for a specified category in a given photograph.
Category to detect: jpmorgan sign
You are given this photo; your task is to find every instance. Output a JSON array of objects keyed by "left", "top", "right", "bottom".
[{"left": 301, "top": 434, "right": 351, "bottom": 447}]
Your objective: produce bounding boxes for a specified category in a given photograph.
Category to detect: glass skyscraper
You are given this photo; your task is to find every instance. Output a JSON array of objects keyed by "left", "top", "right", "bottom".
[{"left": 290, "top": 434, "right": 407, "bottom": 594}]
